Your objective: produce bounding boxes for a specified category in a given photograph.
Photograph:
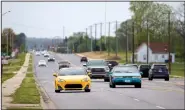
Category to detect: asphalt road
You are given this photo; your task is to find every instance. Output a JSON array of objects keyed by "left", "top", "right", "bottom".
[{"left": 33, "top": 52, "right": 184, "bottom": 109}]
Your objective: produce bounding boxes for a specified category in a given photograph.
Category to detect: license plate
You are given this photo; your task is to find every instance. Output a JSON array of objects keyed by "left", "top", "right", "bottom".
[
  {"left": 125, "top": 80, "right": 130, "bottom": 83},
  {"left": 159, "top": 70, "right": 162, "bottom": 72}
]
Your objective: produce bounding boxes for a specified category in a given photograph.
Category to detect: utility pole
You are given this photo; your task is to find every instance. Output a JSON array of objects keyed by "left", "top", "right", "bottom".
[
  {"left": 86, "top": 28, "right": 88, "bottom": 52},
  {"left": 132, "top": 20, "right": 135, "bottom": 64},
  {"left": 147, "top": 18, "right": 149, "bottom": 64},
  {"left": 168, "top": 11, "right": 171, "bottom": 74},
  {"left": 108, "top": 22, "right": 110, "bottom": 56},
  {"left": 6, "top": 33, "right": 9, "bottom": 55},
  {"left": 95, "top": 24, "right": 97, "bottom": 52},
  {"left": 184, "top": 1, "right": 185, "bottom": 75},
  {"left": 104, "top": 2, "right": 107, "bottom": 45},
  {"left": 100, "top": 23, "right": 102, "bottom": 53},
  {"left": 115, "top": 21, "right": 118, "bottom": 57},
  {"left": 126, "top": 21, "right": 128, "bottom": 64},
  {"left": 90, "top": 26, "right": 93, "bottom": 52}
]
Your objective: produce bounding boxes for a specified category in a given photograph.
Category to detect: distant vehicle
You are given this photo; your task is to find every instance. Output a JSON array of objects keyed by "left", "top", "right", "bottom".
[
  {"left": 44, "top": 53, "right": 49, "bottom": 57},
  {"left": 106, "top": 60, "right": 119, "bottom": 71},
  {"left": 148, "top": 64, "right": 169, "bottom": 81},
  {"left": 80, "top": 57, "right": 88, "bottom": 62},
  {"left": 125, "top": 64, "right": 138, "bottom": 68},
  {"left": 38, "top": 60, "right": 47, "bottom": 67},
  {"left": 58, "top": 61, "right": 70, "bottom": 69},
  {"left": 41, "top": 51, "right": 45, "bottom": 55},
  {"left": 53, "top": 67, "right": 91, "bottom": 93},
  {"left": 36, "top": 52, "right": 41, "bottom": 56},
  {"left": 48, "top": 57, "right": 55, "bottom": 62},
  {"left": 138, "top": 64, "right": 151, "bottom": 77},
  {"left": 83, "top": 59, "right": 110, "bottom": 80},
  {"left": 109, "top": 65, "right": 143, "bottom": 88}
]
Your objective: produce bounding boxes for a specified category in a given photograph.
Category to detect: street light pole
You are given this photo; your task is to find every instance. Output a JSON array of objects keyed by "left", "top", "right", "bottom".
[
  {"left": 95, "top": 24, "right": 97, "bottom": 52},
  {"left": 90, "top": 26, "right": 93, "bottom": 52},
  {"left": 86, "top": 28, "right": 88, "bottom": 52},
  {"left": 132, "top": 20, "right": 135, "bottom": 64},
  {"left": 126, "top": 21, "right": 128, "bottom": 64},
  {"left": 115, "top": 21, "right": 118, "bottom": 57},
  {"left": 147, "top": 18, "right": 149, "bottom": 64},
  {"left": 108, "top": 22, "right": 110, "bottom": 56},
  {"left": 100, "top": 23, "right": 102, "bottom": 53},
  {"left": 168, "top": 11, "right": 171, "bottom": 74}
]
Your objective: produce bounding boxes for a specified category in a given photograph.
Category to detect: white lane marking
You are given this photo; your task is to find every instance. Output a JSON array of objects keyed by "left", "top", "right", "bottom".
[
  {"left": 134, "top": 99, "right": 140, "bottom": 101},
  {"left": 156, "top": 106, "right": 165, "bottom": 109}
]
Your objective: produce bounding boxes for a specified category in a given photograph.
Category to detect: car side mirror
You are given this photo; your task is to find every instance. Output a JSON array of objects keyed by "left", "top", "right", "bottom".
[
  {"left": 53, "top": 73, "right": 58, "bottom": 77},
  {"left": 83, "top": 63, "right": 87, "bottom": 67},
  {"left": 140, "top": 72, "right": 143, "bottom": 75},
  {"left": 87, "top": 72, "right": 91, "bottom": 76}
]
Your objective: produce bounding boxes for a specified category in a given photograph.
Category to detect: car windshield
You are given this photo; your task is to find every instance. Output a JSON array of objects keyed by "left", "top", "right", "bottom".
[
  {"left": 58, "top": 68, "right": 86, "bottom": 76},
  {"left": 39, "top": 60, "right": 45, "bottom": 63},
  {"left": 112, "top": 66, "right": 139, "bottom": 73},
  {"left": 58, "top": 61, "right": 68, "bottom": 64},
  {"left": 87, "top": 60, "right": 106, "bottom": 66}
]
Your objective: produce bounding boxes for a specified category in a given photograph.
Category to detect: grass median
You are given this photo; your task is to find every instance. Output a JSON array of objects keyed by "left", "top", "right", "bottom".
[
  {"left": 11, "top": 73, "right": 40, "bottom": 104},
  {"left": 2, "top": 53, "right": 26, "bottom": 83}
]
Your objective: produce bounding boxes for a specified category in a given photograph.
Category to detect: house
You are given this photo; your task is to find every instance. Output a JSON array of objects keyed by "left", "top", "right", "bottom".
[{"left": 132, "top": 42, "right": 175, "bottom": 63}]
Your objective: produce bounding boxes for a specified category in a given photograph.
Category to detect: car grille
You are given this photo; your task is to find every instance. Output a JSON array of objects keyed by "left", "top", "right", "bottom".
[
  {"left": 91, "top": 68, "right": 105, "bottom": 72},
  {"left": 65, "top": 84, "right": 82, "bottom": 88}
]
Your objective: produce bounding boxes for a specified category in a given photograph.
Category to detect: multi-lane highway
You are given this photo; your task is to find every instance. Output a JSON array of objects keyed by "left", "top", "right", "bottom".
[{"left": 33, "top": 52, "right": 184, "bottom": 109}]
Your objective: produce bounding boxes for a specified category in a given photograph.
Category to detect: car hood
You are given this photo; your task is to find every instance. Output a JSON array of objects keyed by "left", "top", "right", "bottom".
[
  {"left": 113, "top": 73, "right": 141, "bottom": 77},
  {"left": 57, "top": 75, "right": 88, "bottom": 80},
  {"left": 87, "top": 66, "right": 107, "bottom": 68}
]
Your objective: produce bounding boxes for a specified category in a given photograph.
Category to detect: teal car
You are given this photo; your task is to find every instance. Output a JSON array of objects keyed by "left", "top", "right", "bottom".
[{"left": 109, "top": 65, "right": 143, "bottom": 88}]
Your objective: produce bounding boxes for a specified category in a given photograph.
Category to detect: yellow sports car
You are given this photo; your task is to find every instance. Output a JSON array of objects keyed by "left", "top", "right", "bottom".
[{"left": 53, "top": 67, "right": 91, "bottom": 93}]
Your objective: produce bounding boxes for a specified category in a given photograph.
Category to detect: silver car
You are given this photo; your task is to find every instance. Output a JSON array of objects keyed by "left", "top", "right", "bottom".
[{"left": 38, "top": 60, "right": 47, "bottom": 67}]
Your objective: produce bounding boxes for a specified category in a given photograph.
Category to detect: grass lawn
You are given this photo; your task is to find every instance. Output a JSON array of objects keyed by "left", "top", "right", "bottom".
[
  {"left": 7, "top": 107, "right": 42, "bottom": 110},
  {"left": 2, "top": 73, "right": 15, "bottom": 83},
  {"left": 2, "top": 53, "right": 26, "bottom": 83},
  {"left": 171, "top": 63, "right": 184, "bottom": 76},
  {"left": 11, "top": 73, "right": 40, "bottom": 104}
]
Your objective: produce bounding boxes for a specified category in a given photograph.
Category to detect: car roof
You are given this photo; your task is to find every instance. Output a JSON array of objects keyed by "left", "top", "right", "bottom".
[
  {"left": 39, "top": 60, "right": 45, "bottom": 62},
  {"left": 88, "top": 59, "right": 104, "bottom": 61},
  {"left": 152, "top": 64, "right": 166, "bottom": 65},
  {"left": 115, "top": 65, "right": 137, "bottom": 68},
  {"left": 61, "top": 67, "right": 84, "bottom": 70}
]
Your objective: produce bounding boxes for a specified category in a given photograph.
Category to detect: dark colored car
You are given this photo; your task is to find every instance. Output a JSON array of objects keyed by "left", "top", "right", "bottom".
[
  {"left": 138, "top": 64, "right": 151, "bottom": 78},
  {"left": 48, "top": 57, "right": 55, "bottom": 62},
  {"left": 106, "top": 60, "right": 119, "bottom": 71},
  {"left": 81, "top": 57, "right": 88, "bottom": 62},
  {"left": 58, "top": 61, "right": 70, "bottom": 70},
  {"left": 148, "top": 64, "right": 169, "bottom": 81}
]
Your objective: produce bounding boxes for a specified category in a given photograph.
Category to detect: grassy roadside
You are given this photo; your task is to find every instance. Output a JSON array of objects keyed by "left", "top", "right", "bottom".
[
  {"left": 79, "top": 51, "right": 184, "bottom": 77},
  {"left": 2, "top": 53, "right": 26, "bottom": 83},
  {"left": 10, "top": 54, "right": 42, "bottom": 109},
  {"left": 11, "top": 73, "right": 40, "bottom": 104}
]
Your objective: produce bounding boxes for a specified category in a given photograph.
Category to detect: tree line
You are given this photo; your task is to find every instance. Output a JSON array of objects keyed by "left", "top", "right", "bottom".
[{"left": 1, "top": 28, "right": 27, "bottom": 55}]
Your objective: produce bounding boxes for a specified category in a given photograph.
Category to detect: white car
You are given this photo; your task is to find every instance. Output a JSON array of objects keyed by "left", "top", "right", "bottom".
[
  {"left": 44, "top": 53, "right": 50, "bottom": 57},
  {"left": 38, "top": 60, "right": 47, "bottom": 67},
  {"left": 36, "top": 52, "right": 41, "bottom": 56}
]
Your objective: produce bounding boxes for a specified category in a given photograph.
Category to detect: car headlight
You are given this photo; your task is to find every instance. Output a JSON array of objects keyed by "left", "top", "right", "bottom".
[
  {"left": 58, "top": 79, "right": 65, "bottom": 82},
  {"left": 82, "top": 78, "right": 89, "bottom": 82},
  {"left": 132, "top": 76, "right": 141, "bottom": 78},
  {"left": 87, "top": 68, "right": 91, "bottom": 72},
  {"left": 105, "top": 67, "right": 110, "bottom": 72}
]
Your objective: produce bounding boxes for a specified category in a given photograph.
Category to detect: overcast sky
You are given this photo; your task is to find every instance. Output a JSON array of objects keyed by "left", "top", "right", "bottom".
[{"left": 2, "top": 2, "right": 182, "bottom": 38}]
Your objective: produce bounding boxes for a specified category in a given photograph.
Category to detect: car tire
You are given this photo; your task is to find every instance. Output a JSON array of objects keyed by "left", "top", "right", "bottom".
[
  {"left": 104, "top": 78, "right": 109, "bottom": 82},
  {"left": 85, "top": 89, "right": 91, "bottom": 92},
  {"left": 165, "top": 77, "right": 169, "bottom": 81},
  {"left": 148, "top": 77, "right": 153, "bottom": 81},
  {"left": 135, "top": 84, "right": 141, "bottom": 88},
  {"left": 55, "top": 90, "right": 60, "bottom": 93},
  {"left": 110, "top": 82, "right": 115, "bottom": 88}
]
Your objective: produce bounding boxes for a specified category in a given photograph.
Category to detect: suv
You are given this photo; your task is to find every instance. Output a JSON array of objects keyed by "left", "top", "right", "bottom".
[
  {"left": 148, "top": 64, "right": 169, "bottom": 81},
  {"left": 58, "top": 61, "right": 70, "bottom": 69},
  {"left": 81, "top": 57, "right": 88, "bottom": 62},
  {"left": 106, "top": 60, "right": 118, "bottom": 71},
  {"left": 83, "top": 59, "right": 109, "bottom": 79},
  {"left": 138, "top": 64, "right": 151, "bottom": 78}
]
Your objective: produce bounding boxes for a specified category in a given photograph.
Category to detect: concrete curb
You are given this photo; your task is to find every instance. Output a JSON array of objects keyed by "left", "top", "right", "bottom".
[{"left": 32, "top": 53, "right": 58, "bottom": 109}]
